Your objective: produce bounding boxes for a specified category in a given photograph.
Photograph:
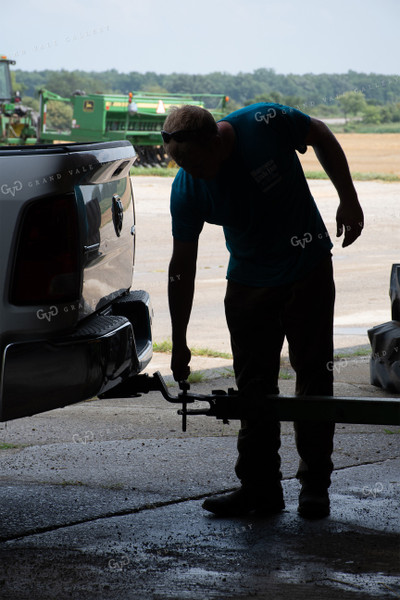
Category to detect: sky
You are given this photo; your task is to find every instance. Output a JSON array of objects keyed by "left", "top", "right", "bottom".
[{"left": 1, "top": 0, "right": 398, "bottom": 76}]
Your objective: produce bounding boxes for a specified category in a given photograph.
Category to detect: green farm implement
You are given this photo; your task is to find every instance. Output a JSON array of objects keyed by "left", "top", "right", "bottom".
[
  {"left": 37, "top": 89, "right": 230, "bottom": 166},
  {"left": 1, "top": 56, "right": 230, "bottom": 165}
]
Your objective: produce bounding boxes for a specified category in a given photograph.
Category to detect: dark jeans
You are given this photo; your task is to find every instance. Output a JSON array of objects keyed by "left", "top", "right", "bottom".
[{"left": 224, "top": 256, "right": 336, "bottom": 490}]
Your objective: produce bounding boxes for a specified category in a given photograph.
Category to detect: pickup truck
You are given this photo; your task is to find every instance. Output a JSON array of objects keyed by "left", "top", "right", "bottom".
[{"left": 0, "top": 140, "right": 153, "bottom": 422}]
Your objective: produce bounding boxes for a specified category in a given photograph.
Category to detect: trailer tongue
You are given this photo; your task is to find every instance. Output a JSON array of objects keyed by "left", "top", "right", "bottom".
[{"left": 100, "top": 371, "right": 400, "bottom": 432}]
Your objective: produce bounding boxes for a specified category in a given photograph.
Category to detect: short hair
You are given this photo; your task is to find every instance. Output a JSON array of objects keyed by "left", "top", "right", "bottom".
[
  {"left": 162, "top": 105, "right": 218, "bottom": 164},
  {"left": 163, "top": 105, "right": 218, "bottom": 140}
]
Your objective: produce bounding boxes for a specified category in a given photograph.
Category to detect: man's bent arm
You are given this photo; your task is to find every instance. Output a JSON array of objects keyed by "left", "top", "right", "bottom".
[
  {"left": 305, "top": 117, "right": 364, "bottom": 247},
  {"left": 168, "top": 238, "right": 198, "bottom": 380}
]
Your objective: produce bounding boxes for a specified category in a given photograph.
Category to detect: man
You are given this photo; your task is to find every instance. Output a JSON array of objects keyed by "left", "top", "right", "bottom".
[{"left": 162, "top": 102, "right": 363, "bottom": 519}]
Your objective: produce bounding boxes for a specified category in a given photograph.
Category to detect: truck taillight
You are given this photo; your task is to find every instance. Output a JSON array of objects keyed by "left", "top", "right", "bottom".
[{"left": 10, "top": 194, "right": 81, "bottom": 305}]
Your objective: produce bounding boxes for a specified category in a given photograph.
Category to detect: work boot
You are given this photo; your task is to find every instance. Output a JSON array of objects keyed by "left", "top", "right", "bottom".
[
  {"left": 202, "top": 484, "right": 285, "bottom": 517},
  {"left": 294, "top": 420, "right": 334, "bottom": 519},
  {"left": 298, "top": 484, "right": 330, "bottom": 519},
  {"left": 202, "top": 381, "right": 284, "bottom": 518}
]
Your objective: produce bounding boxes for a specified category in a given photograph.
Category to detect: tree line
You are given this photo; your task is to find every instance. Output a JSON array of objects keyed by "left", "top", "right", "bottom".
[
  {"left": 13, "top": 67, "right": 400, "bottom": 126},
  {"left": 14, "top": 68, "right": 399, "bottom": 104}
]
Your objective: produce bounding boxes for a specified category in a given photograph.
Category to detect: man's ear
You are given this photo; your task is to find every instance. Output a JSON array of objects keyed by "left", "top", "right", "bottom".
[{"left": 208, "top": 133, "right": 222, "bottom": 155}]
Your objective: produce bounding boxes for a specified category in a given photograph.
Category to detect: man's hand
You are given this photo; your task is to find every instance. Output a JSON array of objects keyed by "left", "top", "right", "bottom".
[
  {"left": 336, "top": 199, "right": 364, "bottom": 247},
  {"left": 171, "top": 344, "right": 191, "bottom": 382},
  {"left": 306, "top": 118, "right": 364, "bottom": 248}
]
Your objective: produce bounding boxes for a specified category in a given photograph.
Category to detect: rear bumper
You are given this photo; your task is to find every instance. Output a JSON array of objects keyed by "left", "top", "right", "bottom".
[{"left": 0, "top": 292, "right": 153, "bottom": 421}]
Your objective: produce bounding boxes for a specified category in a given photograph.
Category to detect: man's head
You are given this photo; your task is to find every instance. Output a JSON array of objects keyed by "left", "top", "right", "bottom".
[{"left": 162, "top": 105, "right": 224, "bottom": 179}]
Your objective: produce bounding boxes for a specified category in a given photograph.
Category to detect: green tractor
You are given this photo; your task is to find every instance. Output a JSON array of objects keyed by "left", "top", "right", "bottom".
[{"left": 0, "top": 55, "right": 37, "bottom": 145}]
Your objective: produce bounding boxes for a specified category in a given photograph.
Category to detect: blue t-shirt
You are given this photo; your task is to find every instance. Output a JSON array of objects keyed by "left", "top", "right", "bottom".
[{"left": 170, "top": 103, "right": 333, "bottom": 287}]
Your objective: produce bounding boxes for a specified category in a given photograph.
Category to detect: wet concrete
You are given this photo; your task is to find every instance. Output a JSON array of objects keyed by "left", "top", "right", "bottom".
[
  {"left": 0, "top": 459, "right": 398, "bottom": 600},
  {"left": 0, "top": 361, "right": 399, "bottom": 599}
]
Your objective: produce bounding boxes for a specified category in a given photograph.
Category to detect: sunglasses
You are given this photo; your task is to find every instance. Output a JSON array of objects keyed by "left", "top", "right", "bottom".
[{"left": 161, "top": 129, "right": 211, "bottom": 144}]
